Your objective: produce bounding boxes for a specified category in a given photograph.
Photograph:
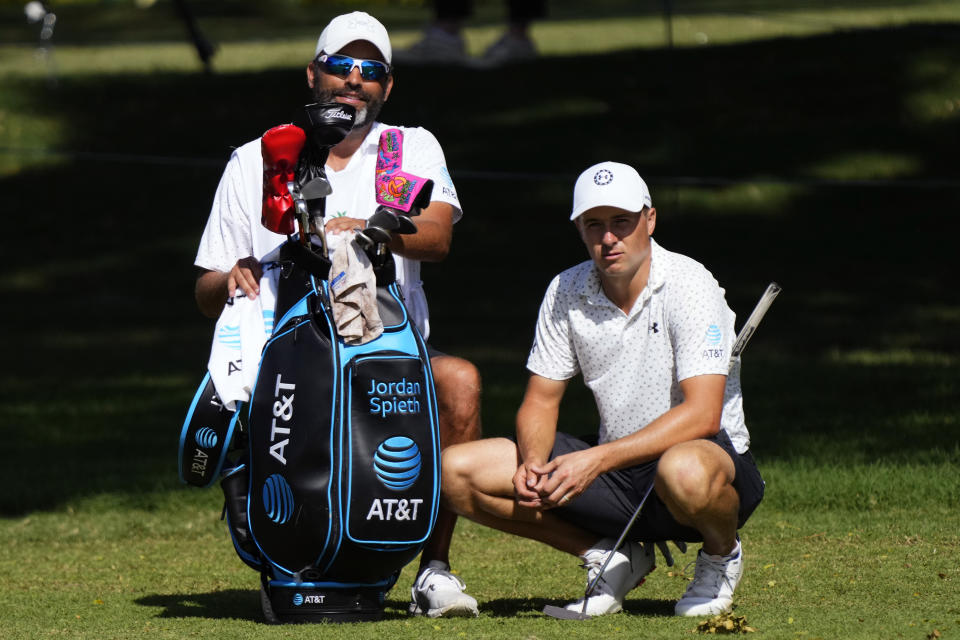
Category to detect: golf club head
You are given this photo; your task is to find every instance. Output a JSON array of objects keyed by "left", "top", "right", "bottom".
[
  {"left": 300, "top": 176, "right": 332, "bottom": 200},
  {"left": 396, "top": 215, "right": 417, "bottom": 234},
  {"left": 356, "top": 226, "right": 392, "bottom": 249},
  {"left": 367, "top": 207, "right": 401, "bottom": 232},
  {"left": 542, "top": 605, "right": 591, "bottom": 621}
]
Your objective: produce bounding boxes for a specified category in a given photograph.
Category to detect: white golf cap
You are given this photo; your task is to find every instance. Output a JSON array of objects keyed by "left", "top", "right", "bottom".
[
  {"left": 315, "top": 11, "right": 392, "bottom": 64},
  {"left": 570, "top": 161, "right": 652, "bottom": 221}
]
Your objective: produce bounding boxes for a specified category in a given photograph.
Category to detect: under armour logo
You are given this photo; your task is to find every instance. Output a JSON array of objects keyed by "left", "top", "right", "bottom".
[
  {"left": 650, "top": 322, "right": 659, "bottom": 333},
  {"left": 594, "top": 169, "right": 613, "bottom": 185}
]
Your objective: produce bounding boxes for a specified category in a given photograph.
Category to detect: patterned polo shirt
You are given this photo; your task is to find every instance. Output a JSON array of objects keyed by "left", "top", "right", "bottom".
[{"left": 526, "top": 239, "right": 750, "bottom": 453}]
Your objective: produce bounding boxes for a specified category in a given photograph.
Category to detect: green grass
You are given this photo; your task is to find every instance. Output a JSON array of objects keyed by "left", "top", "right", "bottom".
[
  {"left": 1, "top": 0, "right": 959, "bottom": 638},
  {"left": 1, "top": 489, "right": 957, "bottom": 639}
]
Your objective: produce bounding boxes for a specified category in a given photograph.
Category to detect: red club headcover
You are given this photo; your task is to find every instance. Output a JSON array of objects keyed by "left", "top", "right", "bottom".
[
  {"left": 375, "top": 129, "right": 433, "bottom": 213},
  {"left": 261, "top": 124, "right": 306, "bottom": 234}
]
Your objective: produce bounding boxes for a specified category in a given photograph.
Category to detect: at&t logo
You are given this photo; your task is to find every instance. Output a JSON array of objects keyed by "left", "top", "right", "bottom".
[{"left": 292, "top": 592, "right": 325, "bottom": 606}]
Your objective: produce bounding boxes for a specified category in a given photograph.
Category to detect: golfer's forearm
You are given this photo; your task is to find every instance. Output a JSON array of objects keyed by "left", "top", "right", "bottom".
[
  {"left": 602, "top": 401, "right": 721, "bottom": 471},
  {"left": 515, "top": 410, "right": 559, "bottom": 465},
  {"left": 515, "top": 375, "right": 569, "bottom": 464},
  {"left": 195, "top": 271, "right": 229, "bottom": 318}
]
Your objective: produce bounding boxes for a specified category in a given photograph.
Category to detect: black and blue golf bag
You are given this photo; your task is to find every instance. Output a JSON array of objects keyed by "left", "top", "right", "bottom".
[
  {"left": 179, "top": 110, "right": 442, "bottom": 623},
  {"left": 180, "top": 240, "right": 441, "bottom": 622}
]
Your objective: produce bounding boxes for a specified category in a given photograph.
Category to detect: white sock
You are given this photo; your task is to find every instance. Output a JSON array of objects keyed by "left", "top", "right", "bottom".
[{"left": 703, "top": 539, "right": 740, "bottom": 563}]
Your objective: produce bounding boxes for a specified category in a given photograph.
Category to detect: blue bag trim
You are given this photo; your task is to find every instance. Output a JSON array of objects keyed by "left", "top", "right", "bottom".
[
  {"left": 273, "top": 291, "right": 313, "bottom": 336},
  {"left": 178, "top": 372, "right": 240, "bottom": 488},
  {"left": 343, "top": 353, "right": 439, "bottom": 547},
  {"left": 335, "top": 281, "right": 440, "bottom": 551},
  {"left": 268, "top": 577, "right": 394, "bottom": 589}
]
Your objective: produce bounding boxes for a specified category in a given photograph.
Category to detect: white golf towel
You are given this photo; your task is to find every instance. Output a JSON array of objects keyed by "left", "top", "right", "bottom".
[
  {"left": 329, "top": 232, "right": 382, "bottom": 345},
  {"left": 207, "top": 267, "right": 279, "bottom": 410}
]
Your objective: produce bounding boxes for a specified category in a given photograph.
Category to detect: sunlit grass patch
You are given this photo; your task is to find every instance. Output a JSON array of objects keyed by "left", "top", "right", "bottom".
[{"left": 828, "top": 348, "right": 957, "bottom": 367}]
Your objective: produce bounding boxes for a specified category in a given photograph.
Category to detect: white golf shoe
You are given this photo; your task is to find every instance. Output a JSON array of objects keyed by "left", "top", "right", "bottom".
[
  {"left": 408, "top": 561, "right": 479, "bottom": 618},
  {"left": 674, "top": 539, "right": 743, "bottom": 617},
  {"left": 563, "top": 539, "right": 656, "bottom": 616}
]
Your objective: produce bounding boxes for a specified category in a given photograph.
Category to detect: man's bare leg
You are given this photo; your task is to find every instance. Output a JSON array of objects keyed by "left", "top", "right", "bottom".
[
  {"left": 655, "top": 439, "right": 744, "bottom": 616},
  {"left": 407, "top": 355, "right": 482, "bottom": 618},
  {"left": 442, "top": 438, "right": 600, "bottom": 556},
  {"left": 655, "top": 439, "right": 739, "bottom": 555},
  {"left": 418, "top": 355, "right": 482, "bottom": 565}
]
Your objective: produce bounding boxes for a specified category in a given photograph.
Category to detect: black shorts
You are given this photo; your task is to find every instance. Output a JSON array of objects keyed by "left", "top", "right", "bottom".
[{"left": 549, "top": 430, "right": 765, "bottom": 542}]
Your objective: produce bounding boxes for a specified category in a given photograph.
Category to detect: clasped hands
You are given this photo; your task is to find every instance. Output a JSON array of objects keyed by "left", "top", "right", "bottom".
[
  {"left": 511, "top": 447, "right": 688, "bottom": 567},
  {"left": 512, "top": 448, "right": 604, "bottom": 510}
]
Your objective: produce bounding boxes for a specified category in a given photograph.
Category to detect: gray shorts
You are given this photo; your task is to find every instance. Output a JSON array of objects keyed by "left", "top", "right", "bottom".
[{"left": 549, "top": 430, "right": 764, "bottom": 542}]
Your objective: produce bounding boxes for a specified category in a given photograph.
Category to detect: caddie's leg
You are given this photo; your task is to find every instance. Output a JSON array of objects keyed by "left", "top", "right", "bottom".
[
  {"left": 419, "top": 355, "right": 481, "bottom": 565},
  {"left": 655, "top": 439, "right": 742, "bottom": 617},
  {"left": 408, "top": 355, "right": 482, "bottom": 618}
]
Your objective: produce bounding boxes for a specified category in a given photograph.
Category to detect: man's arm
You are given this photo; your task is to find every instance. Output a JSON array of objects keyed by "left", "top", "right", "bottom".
[
  {"left": 323, "top": 201, "right": 454, "bottom": 262},
  {"left": 388, "top": 201, "right": 453, "bottom": 262},
  {"left": 194, "top": 257, "right": 263, "bottom": 319},
  {"left": 513, "top": 374, "right": 569, "bottom": 508},
  {"left": 533, "top": 373, "right": 726, "bottom": 506}
]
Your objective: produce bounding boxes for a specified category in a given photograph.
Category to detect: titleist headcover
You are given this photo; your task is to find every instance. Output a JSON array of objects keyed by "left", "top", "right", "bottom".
[
  {"left": 375, "top": 129, "right": 433, "bottom": 214},
  {"left": 261, "top": 124, "right": 307, "bottom": 235},
  {"left": 304, "top": 102, "right": 356, "bottom": 150}
]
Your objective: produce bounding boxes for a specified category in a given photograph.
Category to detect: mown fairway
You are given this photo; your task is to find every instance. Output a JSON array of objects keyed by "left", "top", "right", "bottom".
[{"left": 1, "top": 1, "right": 958, "bottom": 638}]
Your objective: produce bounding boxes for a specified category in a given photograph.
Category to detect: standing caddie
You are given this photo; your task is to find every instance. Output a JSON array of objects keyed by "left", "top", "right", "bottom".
[
  {"left": 193, "top": 11, "right": 481, "bottom": 618},
  {"left": 442, "top": 161, "right": 765, "bottom": 616}
]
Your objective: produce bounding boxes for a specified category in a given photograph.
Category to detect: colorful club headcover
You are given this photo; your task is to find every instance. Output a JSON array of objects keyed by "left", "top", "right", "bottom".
[
  {"left": 261, "top": 124, "right": 307, "bottom": 235},
  {"left": 375, "top": 129, "right": 434, "bottom": 214}
]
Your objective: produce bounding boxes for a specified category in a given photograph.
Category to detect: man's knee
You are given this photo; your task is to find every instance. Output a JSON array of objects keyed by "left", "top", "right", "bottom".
[
  {"left": 441, "top": 442, "right": 473, "bottom": 490},
  {"left": 439, "top": 440, "right": 498, "bottom": 513},
  {"left": 431, "top": 356, "right": 482, "bottom": 443},
  {"left": 433, "top": 356, "right": 481, "bottom": 403},
  {"left": 655, "top": 440, "right": 735, "bottom": 512}
]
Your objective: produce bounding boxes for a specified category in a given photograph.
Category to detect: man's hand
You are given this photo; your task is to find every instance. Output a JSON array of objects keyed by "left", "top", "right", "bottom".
[
  {"left": 228, "top": 256, "right": 262, "bottom": 300},
  {"left": 196, "top": 257, "right": 262, "bottom": 318},
  {"left": 529, "top": 447, "right": 606, "bottom": 508},
  {"left": 512, "top": 461, "right": 548, "bottom": 508},
  {"left": 325, "top": 216, "right": 366, "bottom": 235}
]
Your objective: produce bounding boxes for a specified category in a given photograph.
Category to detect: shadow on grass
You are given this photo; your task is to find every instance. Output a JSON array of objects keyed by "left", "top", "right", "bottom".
[
  {"left": 138, "top": 591, "right": 421, "bottom": 624},
  {"left": 474, "top": 596, "right": 676, "bottom": 618},
  {"left": 136, "top": 589, "right": 261, "bottom": 622},
  {"left": 1, "top": 23, "right": 958, "bottom": 515}
]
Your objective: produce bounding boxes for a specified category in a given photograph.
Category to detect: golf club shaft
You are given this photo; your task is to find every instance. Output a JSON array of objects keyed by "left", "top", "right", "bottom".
[
  {"left": 582, "top": 480, "right": 655, "bottom": 602},
  {"left": 730, "top": 282, "right": 781, "bottom": 362}
]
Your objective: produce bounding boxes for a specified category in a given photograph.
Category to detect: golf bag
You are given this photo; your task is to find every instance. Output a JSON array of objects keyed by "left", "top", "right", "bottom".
[{"left": 179, "top": 111, "right": 442, "bottom": 623}]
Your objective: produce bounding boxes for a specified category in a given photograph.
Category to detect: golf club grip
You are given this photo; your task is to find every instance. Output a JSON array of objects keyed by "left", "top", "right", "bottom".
[{"left": 730, "top": 282, "right": 781, "bottom": 363}]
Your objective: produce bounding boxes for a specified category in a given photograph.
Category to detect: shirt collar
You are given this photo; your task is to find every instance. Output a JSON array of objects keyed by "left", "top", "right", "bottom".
[
  {"left": 360, "top": 121, "right": 385, "bottom": 152},
  {"left": 580, "top": 238, "right": 667, "bottom": 310}
]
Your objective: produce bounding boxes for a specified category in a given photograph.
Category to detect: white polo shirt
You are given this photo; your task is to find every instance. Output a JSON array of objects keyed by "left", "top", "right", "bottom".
[
  {"left": 526, "top": 239, "right": 750, "bottom": 453},
  {"left": 194, "top": 122, "right": 463, "bottom": 339}
]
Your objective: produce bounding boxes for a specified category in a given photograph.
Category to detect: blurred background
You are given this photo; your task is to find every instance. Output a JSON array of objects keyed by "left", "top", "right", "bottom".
[
  {"left": 1, "top": 2, "right": 958, "bottom": 635},
  {"left": 1, "top": 0, "right": 957, "bottom": 519}
]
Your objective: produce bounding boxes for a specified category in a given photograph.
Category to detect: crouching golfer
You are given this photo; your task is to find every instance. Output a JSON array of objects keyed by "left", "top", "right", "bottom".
[{"left": 442, "top": 162, "right": 764, "bottom": 617}]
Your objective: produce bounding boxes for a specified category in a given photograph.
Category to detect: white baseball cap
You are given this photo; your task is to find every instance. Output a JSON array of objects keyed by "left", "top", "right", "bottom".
[
  {"left": 570, "top": 161, "right": 652, "bottom": 221},
  {"left": 315, "top": 11, "right": 392, "bottom": 64}
]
